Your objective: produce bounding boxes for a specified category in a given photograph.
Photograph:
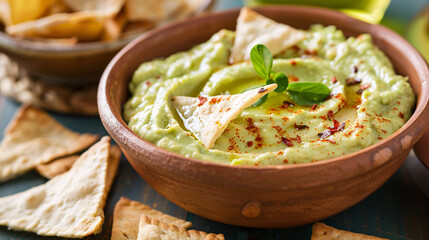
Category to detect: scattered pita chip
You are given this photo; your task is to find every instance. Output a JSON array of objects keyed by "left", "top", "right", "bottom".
[
  {"left": 62, "top": 0, "right": 125, "bottom": 13},
  {"left": 6, "top": 10, "right": 114, "bottom": 42},
  {"left": 125, "top": 0, "right": 185, "bottom": 22},
  {"left": 35, "top": 145, "right": 121, "bottom": 182},
  {"left": 111, "top": 197, "right": 192, "bottom": 240},
  {"left": 137, "top": 216, "right": 225, "bottom": 240},
  {"left": 311, "top": 222, "right": 389, "bottom": 240},
  {"left": 171, "top": 83, "right": 277, "bottom": 148},
  {"left": 0, "top": 137, "right": 111, "bottom": 238},
  {"left": 230, "top": 7, "right": 306, "bottom": 63},
  {"left": 35, "top": 155, "right": 79, "bottom": 179},
  {"left": 0, "top": 105, "right": 98, "bottom": 182}
]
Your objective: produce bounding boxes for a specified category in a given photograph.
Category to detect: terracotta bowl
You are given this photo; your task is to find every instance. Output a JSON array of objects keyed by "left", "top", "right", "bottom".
[
  {"left": 98, "top": 6, "right": 429, "bottom": 228},
  {"left": 0, "top": 0, "right": 214, "bottom": 85}
]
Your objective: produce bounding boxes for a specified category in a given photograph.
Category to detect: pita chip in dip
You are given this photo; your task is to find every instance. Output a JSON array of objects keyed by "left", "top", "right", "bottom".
[
  {"left": 172, "top": 83, "right": 277, "bottom": 149},
  {"left": 230, "top": 7, "right": 305, "bottom": 63}
]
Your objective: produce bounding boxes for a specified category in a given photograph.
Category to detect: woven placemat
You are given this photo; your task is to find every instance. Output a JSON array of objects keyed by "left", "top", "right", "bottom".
[{"left": 0, "top": 54, "right": 98, "bottom": 115}]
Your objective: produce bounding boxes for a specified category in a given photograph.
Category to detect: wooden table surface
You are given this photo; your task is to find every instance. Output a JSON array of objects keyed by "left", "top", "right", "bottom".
[{"left": 0, "top": 0, "right": 429, "bottom": 239}]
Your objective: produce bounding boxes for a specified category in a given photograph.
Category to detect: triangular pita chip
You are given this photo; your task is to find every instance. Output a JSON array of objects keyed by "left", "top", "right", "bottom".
[
  {"left": 102, "top": 8, "right": 128, "bottom": 41},
  {"left": 0, "top": 105, "right": 98, "bottom": 182},
  {"left": 230, "top": 7, "right": 306, "bottom": 63},
  {"left": 0, "top": 137, "right": 111, "bottom": 238},
  {"left": 36, "top": 145, "right": 121, "bottom": 186},
  {"left": 6, "top": 9, "right": 117, "bottom": 41},
  {"left": 311, "top": 222, "right": 389, "bottom": 240},
  {"left": 35, "top": 155, "right": 79, "bottom": 179},
  {"left": 125, "top": 0, "right": 185, "bottom": 22},
  {"left": 137, "top": 216, "right": 225, "bottom": 240},
  {"left": 111, "top": 197, "right": 192, "bottom": 240},
  {"left": 171, "top": 83, "right": 277, "bottom": 148}
]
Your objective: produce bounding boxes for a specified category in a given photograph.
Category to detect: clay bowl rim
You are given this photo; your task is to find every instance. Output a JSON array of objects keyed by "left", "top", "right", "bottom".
[
  {"left": 0, "top": 0, "right": 215, "bottom": 55},
  {"left": 98, "top": 6, "right": 429, "bottom": 189}
]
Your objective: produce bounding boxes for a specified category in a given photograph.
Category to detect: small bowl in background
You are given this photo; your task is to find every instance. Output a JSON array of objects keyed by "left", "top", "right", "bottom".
[{"left": 0, "top": 0, "right": 215, "bottom": 86}]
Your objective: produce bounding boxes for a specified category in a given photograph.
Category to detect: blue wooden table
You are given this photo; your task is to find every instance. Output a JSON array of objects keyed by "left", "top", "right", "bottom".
[{"left": 1, "top": 0, "right": 429, "bottom": 239}]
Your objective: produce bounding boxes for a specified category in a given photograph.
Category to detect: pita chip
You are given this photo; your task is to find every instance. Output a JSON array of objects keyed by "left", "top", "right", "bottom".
[
  {"left": 171, "top": 83, "right": 277, "bottom": 149},
  {"left": 6, "top": 10, "right": 114, "bottom": 42},
  {"left": 2, "top": 0, "right": 56, "bottom": 26},
  {"left": 311, "top": 222, "right": 389, "bottom": 240},
  {"left": 102, "top": 9, "right": 128, "bottom": 41},
  {"left": 111, "top": 197, "right": 192, "bottom": 240},
  {"left": 0, "top": 137, "right": 111, "bottom": 238},
  {"left": 36, "top": 145, "right": 121, "bottom": 184},
  {"left": 230, "top": 7, "right": 306, "bottom": 63},
  {"left": 125, "top": 0, "right": 185, "bottom": 22},
  {"left": 35, "top": 155, "right": 79, "bottom": 179},
  {"left": 137, "top": 216, "right": 224, "bottom": 240},
  {"left": 0, "top": 105, "right": 98, "bottom": 182}
]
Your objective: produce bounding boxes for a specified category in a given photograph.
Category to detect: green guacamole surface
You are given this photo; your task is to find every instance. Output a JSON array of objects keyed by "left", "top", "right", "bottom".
[{"left": 123, "top": 25, "right": 415, "bottom": 166}]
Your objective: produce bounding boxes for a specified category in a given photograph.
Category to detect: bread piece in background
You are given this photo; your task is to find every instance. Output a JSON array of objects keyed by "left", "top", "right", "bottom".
[
  {"left": 6, "top": 10, "right": 113, "bottom": 42},
  {"left": 125, "top": 0, "right": 184, "bottom": 22}
]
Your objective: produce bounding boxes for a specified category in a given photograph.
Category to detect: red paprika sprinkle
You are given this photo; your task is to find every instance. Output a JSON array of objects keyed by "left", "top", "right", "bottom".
[
  {"left": 327, "top": 110, "right": 334, "bottom": 120},
  {"left": 346, "top": 78, "right": 362, "bottom": 86},
  {"left": 197, "top": 96, "right": 207, "bottom": 106},
  {"left": 294, "top": 123, "right": 309, "bottom": 130},
  {"left": 281, "top": 137, "right": 294, "bottom": 147},
  {"left": 280, "top": 101, "right": 293, "bottom": 109},
  {"left": 357, "top": 83, "right": 371, "bottom": 94}
]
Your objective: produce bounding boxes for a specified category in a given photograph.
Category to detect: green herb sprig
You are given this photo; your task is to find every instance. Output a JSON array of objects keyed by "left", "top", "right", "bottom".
[{"left": 249, "top": 44, "right": 330, "bottom": 106}]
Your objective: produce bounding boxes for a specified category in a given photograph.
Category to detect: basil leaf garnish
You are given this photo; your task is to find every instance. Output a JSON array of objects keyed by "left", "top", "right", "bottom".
[
  {"left": 248, "top": 44, "right": 330, "bottom": 107},
  {"left": 250, "top": 44, "right": 273, "bottom": 79},
  {"left": 287, "top": 82, "right": 331, "bottom": 106},
  {"left": 273, "top": 72, "right": 288, "bottom": 93}
]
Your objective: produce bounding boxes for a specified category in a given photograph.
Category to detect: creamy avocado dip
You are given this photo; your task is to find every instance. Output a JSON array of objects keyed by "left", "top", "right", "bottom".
[{"left": 123, "top": 25, "right": 415, "bottom": 165}]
